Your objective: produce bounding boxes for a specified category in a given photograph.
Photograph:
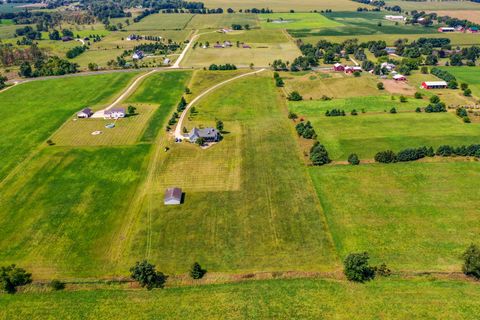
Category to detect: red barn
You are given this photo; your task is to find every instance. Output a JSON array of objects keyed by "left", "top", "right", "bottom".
[
  {"left": 422, "top": 81, "right": 447, "bottom": 89},
  {"left": 333, "top": 63, "right": 345, "bottom": 71}
]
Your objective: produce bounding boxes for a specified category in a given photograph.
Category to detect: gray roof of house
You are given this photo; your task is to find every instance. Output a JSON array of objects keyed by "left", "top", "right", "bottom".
[
  {"left": 79, "top": 108, "right": 93, "bottom": 114},
  {"left": 189, "top": 127, "right": 218, "bottom": 139},
  {"left": 105, "top": 108, "right": 125, "bottom": 114},
  {"left": 165, "top": 188, "right": 182, "bottom": 202}
]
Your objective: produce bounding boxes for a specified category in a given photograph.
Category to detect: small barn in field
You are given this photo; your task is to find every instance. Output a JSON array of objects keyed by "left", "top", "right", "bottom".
[
  {"left": 393, "top": 74, "right": 406, "bottom": 81},
  {"left": 164, "top": 187, "right": 182, "bottom": 205},
  {"left": 345, "top": 66, "right": 362, "bottom": 74},
  {"left": 422, "top": 81, "right": 447, "bottom": 89},
  {"left": 77, "top": 108, "right": 93, "bottom": 118},
  {"left": 333, "top": 63, "right": 345, "bottom": 72}
]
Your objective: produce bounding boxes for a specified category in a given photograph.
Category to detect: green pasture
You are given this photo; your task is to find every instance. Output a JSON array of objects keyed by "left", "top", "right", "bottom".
[
  {"left": 0, "top": 24, "right": 27, "bottom": 39},
  {"left": 0, "top": 72, "right": 139, "bottom": 181},
  {"left": 2, "top": 278, "right": 480, "bottom": 319},
  {"left": 126, "top": 13, "right": 193, "bottom": 31},
  {"left": 300, "top": 33, "right": 480, "bottom": 47},
  {"left": 384, "top": 0, "right": 480, "bottom": 10},
  {"left": 259, "top": 13, "right": 342, "bottom": 29},
  {"left": 0, "top": 146, "right": 150, "bottom": 279},
  {"left": 0, "top": 18, "right": 13, "bottom": 25},
  {"left": 311, "top": 162, "right": 480, "bottom": 271},
  {"left": 186, "top": 13, "right": 259, "bottom": 29},
  {"left": 439, "top": 66, "right": 480, "bottom": 99},
  {"left": 118, "top": 74, "right": 338, "bottom": 275},
  {"left": 195, "top": 29, "right": 290, "bottom": 43},
  {"left": 288, "top": 107, "right": 480, "bottom": 160},
  {"left": 126, "top": 70, "right": 192, "bottom": 142},
  {"left": 186, "top": 69, "right": 250, "bottom": 99},
  {"left": 289, "top": 12, "right": 439, "bottom": 38},
  {"left": 201, "top": 0, "right": 367, "bottom": 11}
]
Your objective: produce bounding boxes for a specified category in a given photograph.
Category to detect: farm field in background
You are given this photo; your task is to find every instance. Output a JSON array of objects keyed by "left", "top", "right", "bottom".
[
  {"left": 186, "top": 13, "right": 259, "bottom": 29},
  {"left": 0, "top": 72, "right": 138, "bottom": 181},
  {"left": 126, "top": 13, "right": 194, "bottom": 31},
  {"left": 116, "top": 74, "right": 338, "bottom": 274},
  {"left": 384, "top": 0, "right": 480, "bottom": 10},
  {"left": 311, "top": 162, "right": 480, "bottom": 271},
  {"left": 201, "top": 0, "right": 367, "bottom": 11},
  {"left": 431, "top": 10, "right": 480, "bottom": 24},
  {"left": 259, "top": 13, "right": 342, "bottom": 29},
  {"left": 439, "top": 66, "right": 480, "bottom": 99},
  {"left": 2, "top": 278, "right": 480, "bottom": 319}
]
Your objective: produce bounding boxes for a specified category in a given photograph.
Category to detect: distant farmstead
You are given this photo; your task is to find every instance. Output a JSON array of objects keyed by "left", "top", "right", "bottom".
[
  {"left": 164, "top": 187, "right": 182, "bottom": 205},
  {"left": 422, "top": 81, "right": 448, "bottom": 89},
  {"left": 133, "top": 50, "right": 144, "bottom": 59},
  {"left": 438, "top": 27, "right": 455, "bottom": 33},
  {"left": 104, "top": 108, "right": 126, "bottom": 119},
  {"left": 189, "top": 127, "right": 219, "bottom": 143},
  {"left": 385, "top": 15, "right": 405, "bottom": 22},
  {"left": 393, "top": 74, "right": 406, "bottom": 81},
  {"left": 77, "top": 108, "right": 93, "bottom": 118},
  {"left": 345, "top": 66, "right": 362, "bottom": 74},
  {"left": 333, "top": 63, "right": 345, "bottom": 72}
]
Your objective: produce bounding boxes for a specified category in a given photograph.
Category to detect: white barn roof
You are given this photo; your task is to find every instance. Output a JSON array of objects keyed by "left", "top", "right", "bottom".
[{"left": 424, "top": 81, "right": 447, "bottom": 86}]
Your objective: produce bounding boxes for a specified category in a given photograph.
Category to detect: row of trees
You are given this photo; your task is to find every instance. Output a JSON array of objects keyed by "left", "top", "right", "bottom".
[
  {"left": 18, "top": 57, "right": 78, "bottom": 78},
  {"left": 66, "top": 46, "right": 87, "bottom": 59},
  {"left": 295, "top": 121, "right": 316, "bottom": 139},
  {"left": 375, "top": 144, "right": 480, "bottom": 163},
  {"left": 208, "top": 63, "right": 237, "bottom": 71}
]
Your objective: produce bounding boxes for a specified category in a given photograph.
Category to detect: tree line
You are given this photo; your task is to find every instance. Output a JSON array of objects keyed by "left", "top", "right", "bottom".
[{"left": 374, "top": 144, "right": 480, "bottom": 163}]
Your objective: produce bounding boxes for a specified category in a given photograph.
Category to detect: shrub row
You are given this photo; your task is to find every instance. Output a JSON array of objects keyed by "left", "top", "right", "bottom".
[
  {"left": 325, "top": 109, "right": 346, "bottom": 117},
  {"left": 273, "top": 72, "right": 284, "bottom": 87},
  {"left": 375, "top": 144, "right": 480, "bottom": 163},
  {"left": 208, "top": 63, "right": 237, "bottom": 71},
  {"left": 431, "top": 67, "right": 456, "bottom": 83},
  {"left": 295, "top": 121, "right": 316, "bottom": 139}
]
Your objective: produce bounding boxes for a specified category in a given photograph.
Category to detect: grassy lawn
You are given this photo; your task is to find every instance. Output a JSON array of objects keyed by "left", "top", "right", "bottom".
[
  {"left": 126, "top": 13, "right": 194, "bottom": 31},
  {"left": 118, "top": 74, "right": 338, "bottom": 275},
  {"left": 289, "top": 12, "right": 439, "bottom": 38},
  {"left": 126, "top": 70, "right": 192, "bottom": 142},
  {"left": 283, "top": 72, "right": 381, "bottom": 100},
  {"left": 201, "top": 0, "right": 367, "bottom": 11},
  {"left": 297, "top": 111, "right": 480, "bottom": 161},
  {"left": 186, "top": 13, "right": 259, "bottom": 29},
  {"left": 0, "top": 72, "right": 139, "bottom": 181},
  {"left": 186, "top": 69, "right": 250, "bottom": 99},
  {"left": 438, "top": 66, "right": 480, "bottom": 99},
  {"left": 311, "top": 162, "right": 480, "bottom": 272},
  {"left": 259, "top": 13, "right": 343, "bottom": 29},
  {"left": 2, "top": 278, "right": 480, "bottom": 319}
]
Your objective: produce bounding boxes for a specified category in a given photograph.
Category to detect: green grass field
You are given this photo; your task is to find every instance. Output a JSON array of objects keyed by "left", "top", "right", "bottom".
[
  {"left": 0, "top": 72, "right": 139, "bottom": 181},
  {"left": 187, "top": 13, "right": 259, "bottom": 29},
  {"left": 2, "top": 278, "right": 480, "bottom": 319},
  {"left": 439, "top": 66, "right": 480, "bottom": 99},
  {"left": 384, "top": 0, "right": 480, "bottom": 10},
  {"left": 195, "top": 29, "right": 290, "bottom": 43},
  {"left": 259, "top": 13, "right": 342, "bottom": 29},
  {"left": 289, "top": 12, "right": 439, "bottom": 38},
  {"left": 201, "top": 0, "right": 367, "bottom": 11},
  {"left": 116, "top": 73, "right": 338, "bottom": 275},
  {"left": 311, "top": 162, "right": 480, "bottom": 271},
  {"left": 126, "top": 13, "right": 194, "bottom": 31}
]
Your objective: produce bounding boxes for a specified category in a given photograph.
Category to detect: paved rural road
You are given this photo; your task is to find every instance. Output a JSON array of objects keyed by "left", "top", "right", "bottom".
[{"left": 174, "top": 68, "right": 266, "bottom": 140}]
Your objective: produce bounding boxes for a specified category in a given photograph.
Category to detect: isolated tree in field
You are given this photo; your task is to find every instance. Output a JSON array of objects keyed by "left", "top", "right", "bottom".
[
  {"left": 130, "top": 260, "right": 167, "bottom": 290},
  {"left": 287, "top": 91, "right": 303, "bottom": 101},
  {"left": 377, "top": 82, "right": 384, "bottom": 90},
  {"left": 0, "top": 264, "right": 32, "bottom": 294},
  {"left": 462, "top": 244, "right": 480, "bottom": 279},
  {"left": 415, "top": 107, "right": 422, "bottom": 113},
  {"left": 414, "top": 92, "right": 423, "bottom": 99},
  {"left": 463, "top": 88, "right": 472, "bottom": 97},
  {"left": 348, "top": 153, "right": 360, "bottom": 165},
  {"left": 49, "top": 280, "right": 65, "bottom": 291},
  {"left": 390, "top": 107, "right": 397, "bottom": 114},
  {"left": 128, "top": 105, "right": 137, "bottom": 115},
  {"left": 190, "top": 262, "right": 207, "bottom": 279},
  {"left": 430, "top": 95, "right": 440, "bottom": 104},
  {"left": 343, "top": 252, "right": 375, "bottom": 282},
  {"left": 461, "top": 83, "right": 469, "bottom": 91},
  {"left": 288, "top": 111, "right": 298, "bottom": 120},
  {"left": 216, "top": 120, "right": 224, "bottom": 132},
  {"left": 184, "top": 87, "right": 191, "bottom": 94},
  {"left": 399, "top": 95, "right": 407, "bottom": 103}
]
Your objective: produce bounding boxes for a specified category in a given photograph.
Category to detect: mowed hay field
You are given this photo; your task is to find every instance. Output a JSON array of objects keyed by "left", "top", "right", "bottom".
[
  {"left": 126, "top": 13, "right": 194, "bottom": 31},
  {"left": 439, "top": 66, "right": 480, "bottom": 99},
  {"left": 432, "top": 10, "right": 480, "bottom": 23},
  {"left": 385, "top": 0, "right": 480, "bottom": 10},
  {"left": 311, "top": 162, "right": 480, "bottom": 271},
  {"left": 3, "top": 278, "right": 480, "bottom": 319},
  {"left": 187, "top": 13, "right": 259, "bottom": 29},
  {"left": 116, "top": 73, "right": 338, "bottom": 274},
  {"left": 259, "top": 13, "right": 343, "bottom": 29},
  {"left": 202, "top": 0, "right": 367, "bottom": 11},
  {"left": 184, "top": 30, "right": 301, "bottom": 67},
  {"left": 0, "top": 72, "right": 139, "bottom": 181}
]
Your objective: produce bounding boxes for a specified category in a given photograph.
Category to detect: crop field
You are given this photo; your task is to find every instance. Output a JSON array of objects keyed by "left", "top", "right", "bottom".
[
  {"left": 195, "top": 29, "right": 290, "bottom": 43},
  {"left": 385, "top": 0, "right": 480, "bottom": 10},
  {"left": 288, "top": 12, "right": 439, "bottom": 38},
  {"left": 126, "top": 13, "right": 194, "bottom": 31},
  {"left": 283, "top": 72, "right": 381, "bottom": 100},
  {"left": 116, "top": 74, "right": 338, "bottom": 274},
  {"left": 259, "top": 13, "right": 343, "bottom": 30},
  {"left": 186, "top": 13, "right": 259, "bottom": 29},
  {"left": 0, "top": 146, "right": 150, "bottom": 278},
  {"left": 0, "top": 72, "right": 139, "bottom": 181},
  {"left": 51, "top": 105, "right": 156, "bottom": 147},
  {"left": 2, "top": 278, "right": 480, "bottom": 319},
  {"left": 439, "top": 66, "right": 480, "bottom": 99},
  {"left": 432, "top": 10, "right": 480, "bottom": 23},
  {"left": 201, "top": 0, "right": 367, "bottom": 11},
  {"left": 301, "top": 33, "right": 480, "bottom": 47},
  {"left": 311, "top": 162, "right": 480, "bottom": 271}
]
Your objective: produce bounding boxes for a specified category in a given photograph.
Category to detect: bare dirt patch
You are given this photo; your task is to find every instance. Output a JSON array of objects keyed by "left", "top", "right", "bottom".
[{"left": 382, "top": 79, "right": 416, "bottom": 95}]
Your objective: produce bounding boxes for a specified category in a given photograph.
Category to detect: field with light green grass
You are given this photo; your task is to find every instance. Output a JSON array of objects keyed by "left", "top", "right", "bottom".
[
  {"left": 185, "top": 69, "right": 250, "bottom": 99},
  {"left": 283, "top": 71, "right": 381, "bottom": 100},
  {"left": 439, "top": 66, "right": 480, "bottom": 99},
  {"left": 385, "top": 0, "right": 480, "bottom": 10},
  {"left": 259, "top": 13, "right": 342, "bottom": 29},
  {"left": 294, "top": 111, "right": 480, "bottom": 161},
  {"left": 0, "top": 23, "right": 27, "bottom": 38},
  {"left": 186, "top": 13, "right": 259, "bottom": 29},
  {"left": 0, "top": 18, "right": 13, "bottom": 25},
  {"left": 0, "top": 72, "right": 139, "bottom": 181},
  {"left": 202, "top": 0, "right": 367, "bottom": 11},
  {"left": 126, "top": 13, "right": 194, "bottom": 31},
  {"left": 311, "top": 162, "right": 480, "bottom": 271},
  {"left": 116, "top": 73, "right": 338, "bottom": 275},
  {"left": 2, "top": 278, "right": 480, "bottom": 319},
  {"left": 194, "top": 29, "right": 289, "bottom": 43}
]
